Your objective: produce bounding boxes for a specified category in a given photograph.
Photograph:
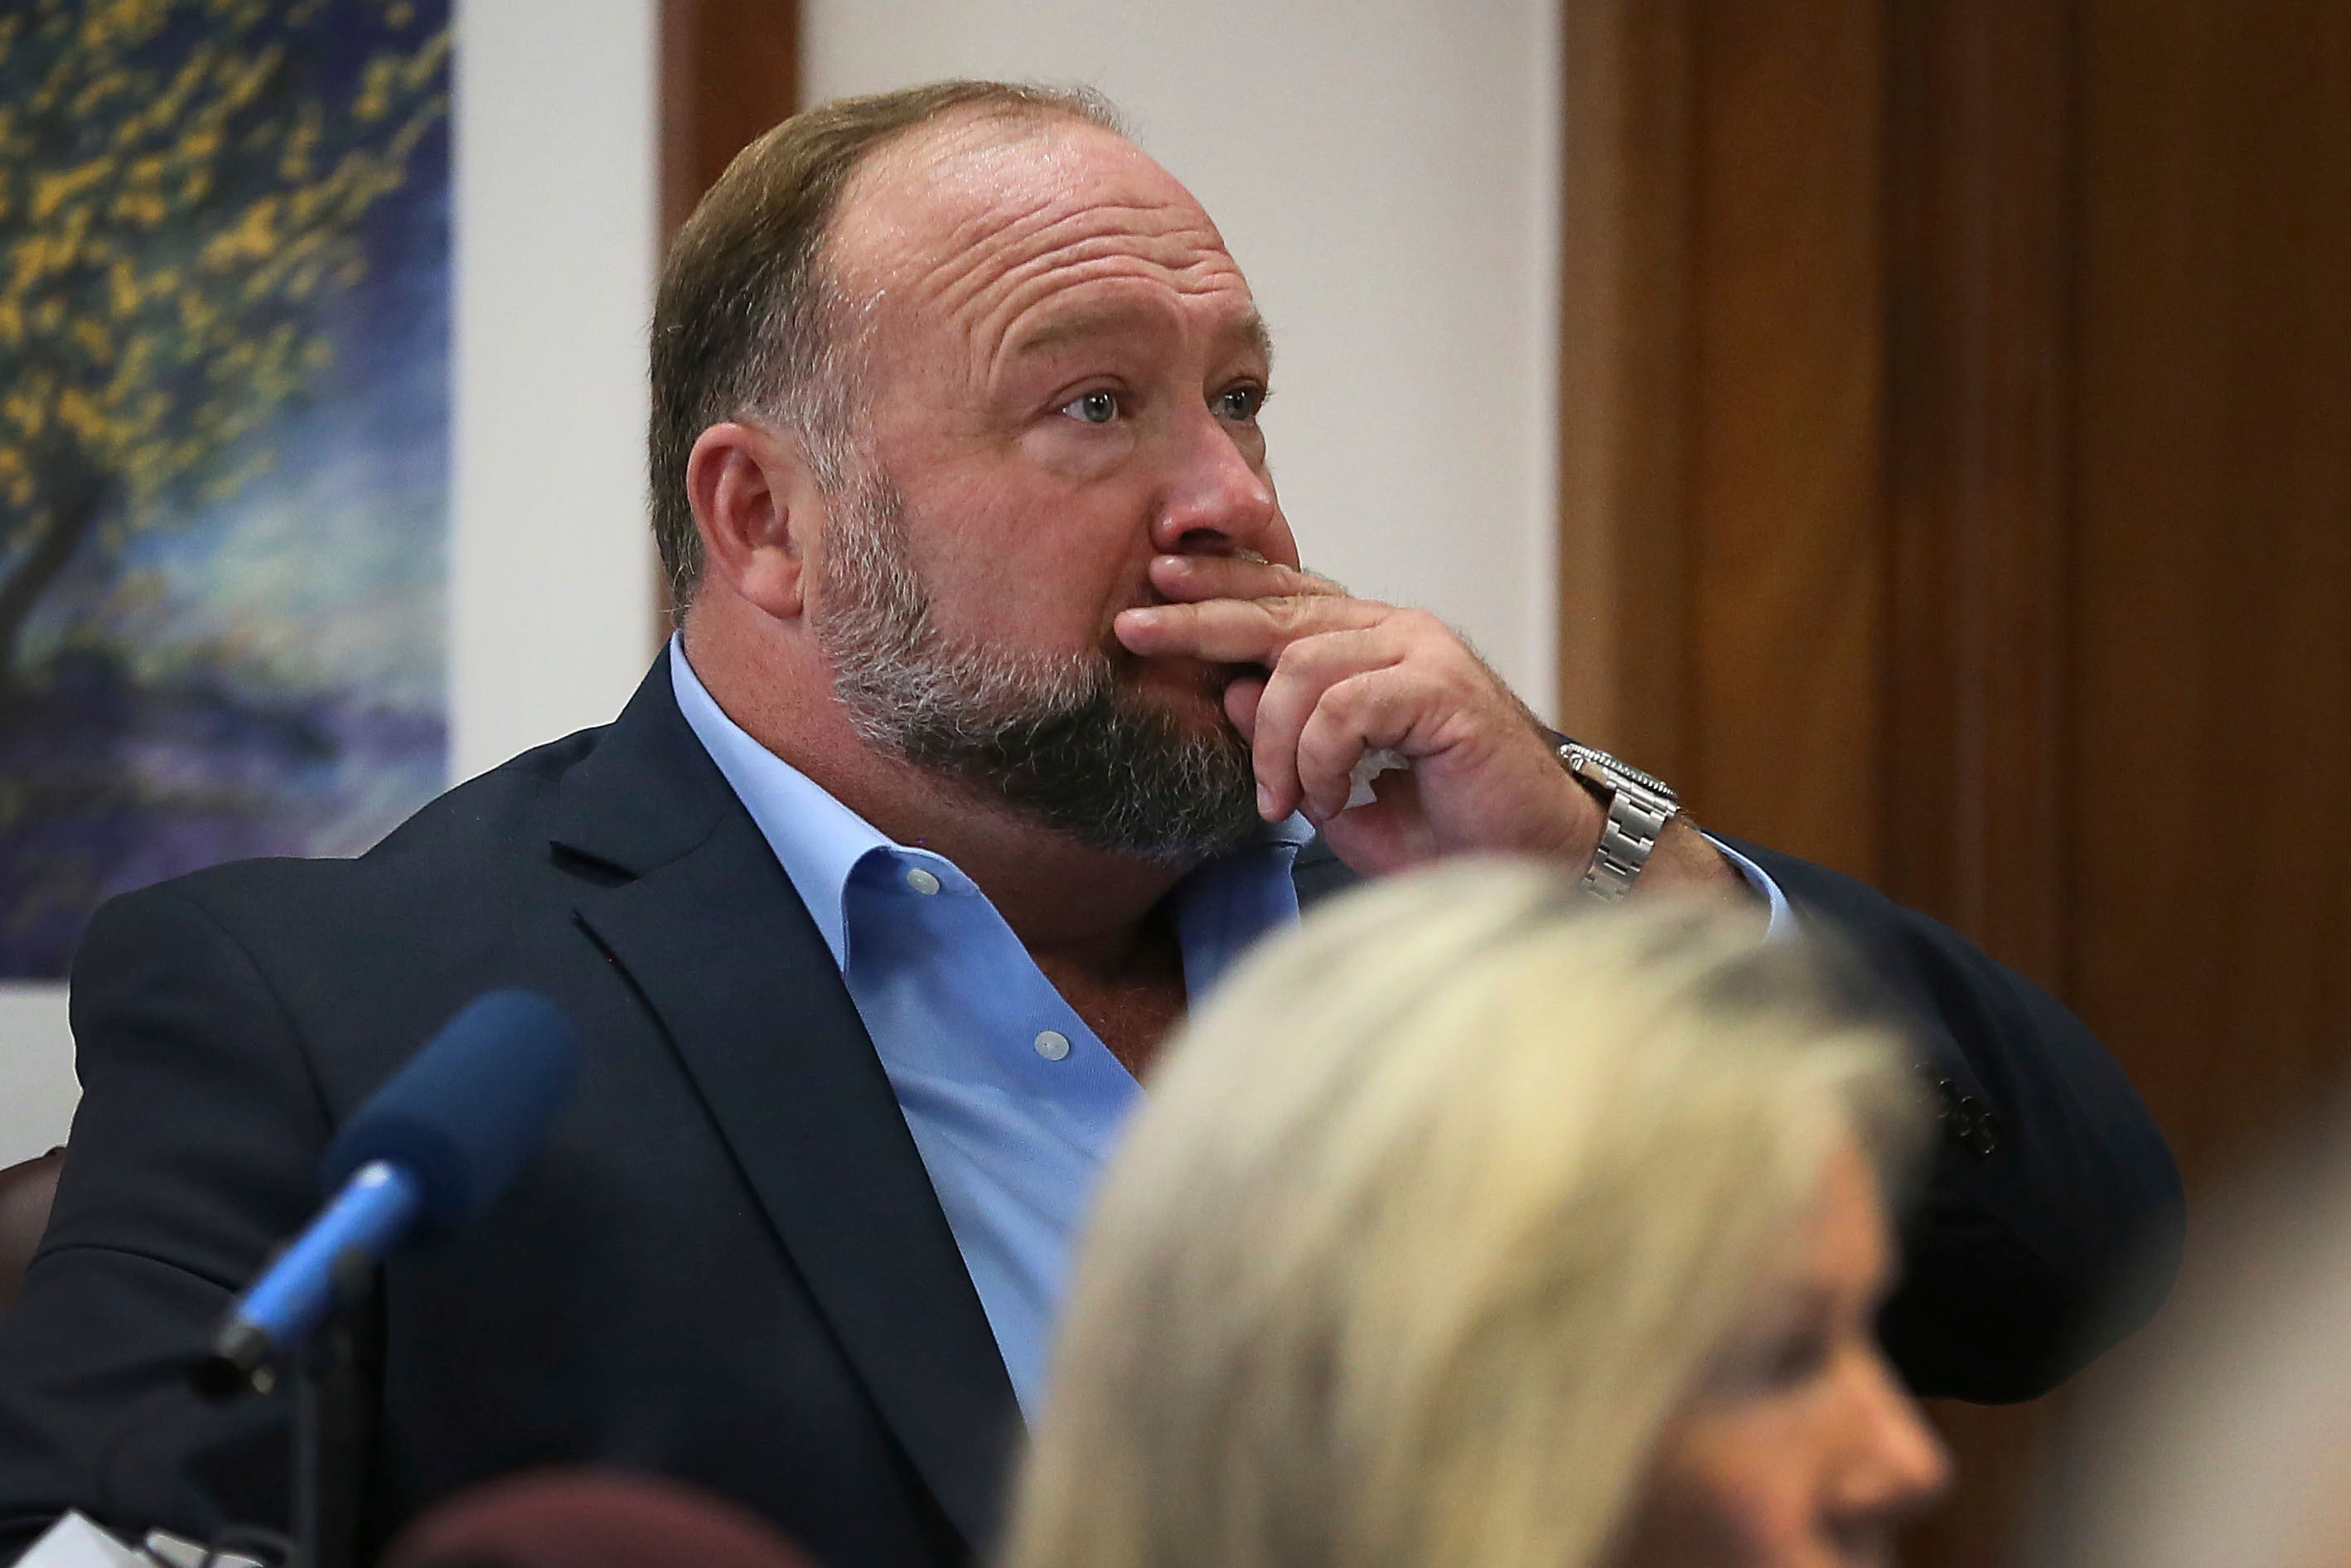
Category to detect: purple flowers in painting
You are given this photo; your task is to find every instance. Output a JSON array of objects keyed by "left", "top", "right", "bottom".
[{"left": 0, "top": 0, "right": 451, "bottom": 976}]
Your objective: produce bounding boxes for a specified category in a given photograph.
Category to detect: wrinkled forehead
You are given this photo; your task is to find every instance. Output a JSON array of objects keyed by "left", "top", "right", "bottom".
[{"left": 823, "top": 110, "right": 1252, "bottom": 356}]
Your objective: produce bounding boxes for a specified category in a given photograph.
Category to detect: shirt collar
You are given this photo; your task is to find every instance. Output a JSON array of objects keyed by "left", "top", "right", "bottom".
[
  {"left": 670, "top": 637, "right": 894, "bottom": 970},
  {"left": 667, "top": 636, "right": 1315, "bottom": 969}
]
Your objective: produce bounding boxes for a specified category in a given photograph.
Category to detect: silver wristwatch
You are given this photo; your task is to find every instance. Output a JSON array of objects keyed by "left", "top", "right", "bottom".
[{"left": 1558, "top": 741, "right": 1681, "bottom": 902}]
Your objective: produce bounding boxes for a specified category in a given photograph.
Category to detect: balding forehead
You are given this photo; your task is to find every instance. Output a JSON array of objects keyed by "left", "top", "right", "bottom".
[{"left": 827, "top": 111, "right": 1222, "bottom": 294}]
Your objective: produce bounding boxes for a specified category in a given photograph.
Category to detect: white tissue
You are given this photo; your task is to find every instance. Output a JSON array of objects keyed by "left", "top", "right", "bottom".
[
  {"left": 1345, "top": 748, "right": 1409, "bottom": 809},
  {"left": 15, "top": 1513, "right": 145, "bottom": 1568}
]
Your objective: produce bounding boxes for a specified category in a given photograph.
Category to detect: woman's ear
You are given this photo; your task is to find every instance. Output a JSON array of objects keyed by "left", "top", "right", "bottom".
[{"left": 685, "top": 422, "right": 822, "bottom": 621}]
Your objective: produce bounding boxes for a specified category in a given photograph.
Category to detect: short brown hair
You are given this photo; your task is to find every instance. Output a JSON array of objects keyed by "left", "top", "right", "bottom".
[{"left": 647, "top": 80, "right": 1124, "bottom": 616}]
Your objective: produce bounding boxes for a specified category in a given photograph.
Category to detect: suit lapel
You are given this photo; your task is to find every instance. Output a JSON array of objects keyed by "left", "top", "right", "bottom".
[{"left": 550, "top": 663, "right": 1018, "bottom": 1553}]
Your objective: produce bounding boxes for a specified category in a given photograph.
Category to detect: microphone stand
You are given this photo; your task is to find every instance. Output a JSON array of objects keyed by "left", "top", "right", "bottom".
[{"left": 288, "top": 1251, "right": 374, "bottom": 1568}]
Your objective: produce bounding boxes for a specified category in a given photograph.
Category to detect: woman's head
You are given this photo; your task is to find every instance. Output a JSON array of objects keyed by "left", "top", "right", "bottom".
[{"left": 1007, "top": 862, "right": 1948, "bottom": 1568}]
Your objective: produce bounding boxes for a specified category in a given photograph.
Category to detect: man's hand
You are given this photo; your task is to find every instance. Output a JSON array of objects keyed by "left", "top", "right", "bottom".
[
  {"left": 1115, "top": 555, "right": 1752, "bottom": 903},
  {"left": 1112, "top": 554, "right": 1604, "bottom": 877}
]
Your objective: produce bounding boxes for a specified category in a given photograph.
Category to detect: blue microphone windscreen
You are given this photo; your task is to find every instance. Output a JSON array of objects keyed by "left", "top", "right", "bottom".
[{"left": 320, "top": 990, "right": 582, "bottom": 1239}]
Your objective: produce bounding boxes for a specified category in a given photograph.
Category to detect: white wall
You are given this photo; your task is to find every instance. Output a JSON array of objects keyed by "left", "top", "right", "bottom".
[
  {"left": 805, "top": 0, "right": 1562, "bottom": 710},
  {"left": 0, "top": 0, "right": 663, "bottom": 1164},
  {"left": 0, "top": 994, "right": 79, "bottom": 1164},
  {"left": 450, "top": 0, "right": 662, "bottom": 782}
]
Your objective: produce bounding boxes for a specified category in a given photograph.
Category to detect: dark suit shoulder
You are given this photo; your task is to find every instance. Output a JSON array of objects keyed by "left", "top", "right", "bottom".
[
  {"left": 67, "top": 717, "right": 642, "bottom": 1124},
  {"left": 1717, "top": 835, "right": 2184, "bottom": 1400}
]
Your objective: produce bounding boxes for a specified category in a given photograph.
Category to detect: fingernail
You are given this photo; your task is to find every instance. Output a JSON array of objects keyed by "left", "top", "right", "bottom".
[{"left": 1256, "top": 784, "right": 1275, "bottom": 817}]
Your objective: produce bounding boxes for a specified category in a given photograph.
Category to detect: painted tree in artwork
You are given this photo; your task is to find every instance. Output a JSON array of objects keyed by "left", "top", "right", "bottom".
[{"left": 0, "top": 0, "right": 450, "bottom": 699}]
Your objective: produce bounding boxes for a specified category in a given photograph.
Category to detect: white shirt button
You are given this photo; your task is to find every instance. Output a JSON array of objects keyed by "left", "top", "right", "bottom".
[
  {"left": 1033, "top": 1030, "right": 1071, "bottom": 1062},
  {"left": 904, "top": 866, "right": 942, "bottom": 896}
]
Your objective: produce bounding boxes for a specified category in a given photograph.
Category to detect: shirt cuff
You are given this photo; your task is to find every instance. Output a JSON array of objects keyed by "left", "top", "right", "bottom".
[{"left": 1705, "top": 835, "right": 1797, "bottom": 942}]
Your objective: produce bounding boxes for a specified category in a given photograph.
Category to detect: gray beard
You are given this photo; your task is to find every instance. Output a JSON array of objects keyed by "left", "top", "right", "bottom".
[{"left": 807, "top": 457, "right": 1263, "bottom": 865}]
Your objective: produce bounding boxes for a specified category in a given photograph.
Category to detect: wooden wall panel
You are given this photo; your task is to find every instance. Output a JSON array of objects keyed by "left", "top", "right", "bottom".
[
  {"left": 654, "top": 0, "right": 798, "bottom": 634},
  {"left": 1685, "top": 0, "right": 1889, "bottom": 880},
  {"left": 1557, "top": 0, "right": 1694, "bottom": 777},
  {"left": 1563, "top": 2, "right": 2351, "bottom": 1565},
  {"left": 1876, "top": 17, "right": 2084, "bottom": 1561},
  {"left": 1880, "top": 0, "right": 2076, "bottom": 993},
  {"left": 660, "top": 0, "right": 801, "bottom": 241},
  {"left": 2072, "top": 0, "right": 2351, "bottom": 1178},
  {"left": 1560, "top": 0, "right": 1890, "bottom": 878}
]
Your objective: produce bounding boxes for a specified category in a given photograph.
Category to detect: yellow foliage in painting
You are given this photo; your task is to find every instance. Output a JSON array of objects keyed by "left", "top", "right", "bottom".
[
  {"left": 54, "top": 389, "right": 104, "bottom": 443},
  {"left": 200, "top": 196, "right": 279, "bottom": 265},
  {"left": 31, "top": 157, "right": 113, "bottom": 224},
  {"left": 109, "top": 187, "right": 167, "bottom": 226},
  {"left": 1, "top": 0, "right": 450, "bottom": 608},
  {"left": 77, "top": 0, "right": 173, "bottom": 56},
  {"left": 176, "top": 288, "right": 216, "bottom": 334},
  {"left": 0, "top": 448, "right": 31, "bottom": 511},
  {"left": 1, "top": 390, "right": 46, "bottom": 441},
  {"left": 280, "top": 104, "right": 321, "bottom": 181},
  {"left": 70, "top": 64, "right": 130, "bottom": 119},
  {"left": 353, "top": 54, "right": 394, "bottom": 121}
]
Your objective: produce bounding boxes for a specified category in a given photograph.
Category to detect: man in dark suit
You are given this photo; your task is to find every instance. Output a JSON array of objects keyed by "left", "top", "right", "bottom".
[{"left": 0, "top": 80, "right": 2181, "bottom": 1567}]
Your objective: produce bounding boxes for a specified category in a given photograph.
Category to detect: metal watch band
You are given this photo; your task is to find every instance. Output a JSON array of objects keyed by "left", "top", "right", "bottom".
[{"left": 1558, "top": 742, "right": 1681, "bottom": 902}]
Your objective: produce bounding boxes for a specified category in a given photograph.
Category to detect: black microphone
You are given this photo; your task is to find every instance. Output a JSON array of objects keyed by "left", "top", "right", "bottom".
[{"left": 196, "top": 990, "right": 582, "bottom": 1397}]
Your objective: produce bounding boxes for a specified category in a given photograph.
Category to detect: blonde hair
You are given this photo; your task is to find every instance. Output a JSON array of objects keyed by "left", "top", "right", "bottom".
[{"left": 1005, "top": 862, "right": 1923, "bottom": 1568}]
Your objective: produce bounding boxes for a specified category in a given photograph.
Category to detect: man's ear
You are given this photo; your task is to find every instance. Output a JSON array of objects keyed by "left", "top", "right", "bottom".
[{"left": 686, "top": 421, "right": 822, "bottom": 621}]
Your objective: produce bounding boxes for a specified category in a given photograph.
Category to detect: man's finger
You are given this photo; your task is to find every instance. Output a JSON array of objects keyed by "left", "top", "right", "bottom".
[
  {"left": 1294, "top": 670, "right": 1420, "bottom": 820},
  {"left": 1146, "top": 552, "right": 1346, "bottom": 604},
  {"left": 1222, "top": 674, "right": 1267, "bottom": 747},
  {"left": 1115, "top": 594, "right": 1389, "bottom": 664},
  {"left": 1245, "top": 627, "right": 1405, "bottom": 820}
]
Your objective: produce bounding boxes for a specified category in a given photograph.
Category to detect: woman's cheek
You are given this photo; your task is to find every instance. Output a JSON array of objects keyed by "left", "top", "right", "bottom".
[{"left": 1635, "top": 1413, "right": 1822, "bottom": 1568}]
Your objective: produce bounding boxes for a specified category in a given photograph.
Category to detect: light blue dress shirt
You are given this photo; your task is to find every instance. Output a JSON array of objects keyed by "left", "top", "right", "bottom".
[
  {"left": 670, "top": 641, "right": 1312, "bottom": 1413},
  {"left": 667, "top": 639, "right": 1790, "bottom": 1413}
]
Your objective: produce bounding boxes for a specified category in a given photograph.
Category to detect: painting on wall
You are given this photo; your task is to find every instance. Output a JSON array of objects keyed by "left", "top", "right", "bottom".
[{"left": 0, "top": 0, "right": 452, "bottom": 979}]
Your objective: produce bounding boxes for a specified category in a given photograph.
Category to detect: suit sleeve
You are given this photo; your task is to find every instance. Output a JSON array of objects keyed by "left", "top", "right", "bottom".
[
  {"left": 1721, "top": 837, "right": 2186, "bottom": 1403},
  {"left": 0, "top": 883, "right": 331, "bottom": 1561}
]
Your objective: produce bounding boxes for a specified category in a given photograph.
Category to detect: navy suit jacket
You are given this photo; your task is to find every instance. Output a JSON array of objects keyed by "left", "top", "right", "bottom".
[{"left": 0, "top": 661, "right": 2183, "bottom": 1566}]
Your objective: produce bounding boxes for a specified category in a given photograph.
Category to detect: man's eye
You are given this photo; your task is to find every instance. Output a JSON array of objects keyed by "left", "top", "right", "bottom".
[
  {"left": 1061, "top": 390, "right": 1120, "bottom": 424},
  {"left": 1216, "top": 385, "right": 1267, "bottom": 421}
]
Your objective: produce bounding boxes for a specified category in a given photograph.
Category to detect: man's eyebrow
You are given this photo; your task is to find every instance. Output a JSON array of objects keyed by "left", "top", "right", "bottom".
[
  {"left": 1007, "top": 307, "right": 1275, "bottom": 366},
  {"left": 1234, "top": 310, "right": 1275, "bottom": 368}
]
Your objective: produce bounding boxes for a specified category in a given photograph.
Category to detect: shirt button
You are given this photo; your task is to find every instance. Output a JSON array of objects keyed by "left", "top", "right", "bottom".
[
  {"left": 903, "top": 867, "right": 941, "bottom": 896},
  {"left": 1033, "top": 1030, "right": 1071, "bottom": 1062}
]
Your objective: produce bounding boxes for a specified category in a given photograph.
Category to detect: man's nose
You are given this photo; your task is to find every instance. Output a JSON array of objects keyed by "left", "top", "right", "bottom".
[
  {"left": 1832, "top": 1352, "right": 1953, "bottom": 1526},
  {"left": 1149, "top": 410, "right": 1284, "bottom": 560}
]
